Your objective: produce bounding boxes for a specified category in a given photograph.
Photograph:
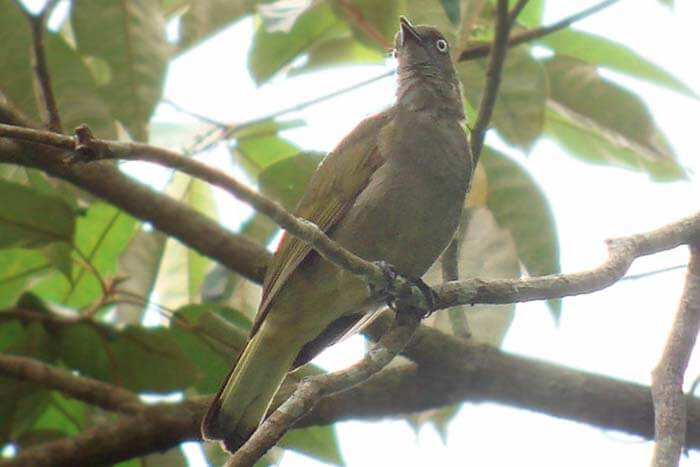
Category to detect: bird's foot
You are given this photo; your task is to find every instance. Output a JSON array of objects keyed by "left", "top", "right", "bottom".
[
  {"left": 370, "top": 261, "right": 438, "bottom": 317},
  {"left": 370, "top": 260, "right": 399, "bottom": 310},
  {"left": 406, "top": 276, "right": 439, "bottom": 317}
]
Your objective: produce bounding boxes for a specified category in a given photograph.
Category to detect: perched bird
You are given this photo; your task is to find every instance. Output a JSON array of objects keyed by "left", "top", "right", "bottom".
[{"left": 202, "top": 16, "right": 473, "bottom": 452}]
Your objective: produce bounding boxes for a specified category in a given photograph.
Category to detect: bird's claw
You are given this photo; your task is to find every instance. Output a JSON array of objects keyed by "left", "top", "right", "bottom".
[
  {"left": 408, "top": 277, "right": 439, "bottom": 317},
  {"left": 369, "top": 261, "right": 438, "bottom": 317},
  {"left": 369, "top": 261, "right": 399, "bottom": 310}
]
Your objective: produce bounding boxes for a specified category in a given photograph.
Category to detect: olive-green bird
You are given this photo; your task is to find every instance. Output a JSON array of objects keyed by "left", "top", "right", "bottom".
[{"left": 202, "top": 16, "right": 473, "bottom": 452}]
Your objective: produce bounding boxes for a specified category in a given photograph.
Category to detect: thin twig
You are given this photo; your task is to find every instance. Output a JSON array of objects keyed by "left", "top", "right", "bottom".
[
  {"left": 436, "top": 212, "right": 700, "bottom": 309},
  {"left": 226, "top": 308, "right": 423, "bottom": 466},
  {"left": 508, "top": 0, "right": 531, "bottom": 24},
  {"left": 188, "top": 71, "right": 393, "bottom": 154},
  {"left": 469, "top": 0, "right": 511, "bottom": 164},
  {"left": 440, "top": 214, "right": 471, "bottom": 339},
  {"left": 16, "top": 0, "right": 63, "bottom": 132},
  {"left": 459, "top": 0, "right": 619, "bottom": 61},
  {"left": 0, "top": 354, "right": 145, "bottom": 413},
  {"left": 623, "top": 264, "right": 687, "bottom": 281},
  {"left": 650, "top": 244, "right": 700, "bottom": 467}
]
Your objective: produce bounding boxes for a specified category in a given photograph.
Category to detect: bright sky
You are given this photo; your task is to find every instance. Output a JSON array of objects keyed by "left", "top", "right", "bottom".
[{"left": 34, "top": 0, "right": 700, "bottom": 465}]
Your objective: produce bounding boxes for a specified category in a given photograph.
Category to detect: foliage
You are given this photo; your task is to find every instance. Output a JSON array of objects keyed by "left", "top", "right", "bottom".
[{"left": 0, "top": 0, "right": 691, "bottom": 465}]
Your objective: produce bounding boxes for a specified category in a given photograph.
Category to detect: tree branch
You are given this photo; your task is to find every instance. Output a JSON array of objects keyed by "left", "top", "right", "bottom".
[
  {"left": 15, "top": 0, "right": 63, "bottom": 132},
  {"left": 6, "top": 324, "right": 700, "bottom": 467},
  {"left": 651, "top": 244, "right": 700, "bottom": 467},
  {"left": 0, "top": 354, "right": 144, "bottom": 414},
  {"left": 469, "top": 0, "right": 510, "bottom": 163},
  {"left": 434, "top": 211, "right": 700, "bottom": 309},
  {"left": 459, "top": 0, "right": 619, "bottom": 62},
  {"left": 0, "top": 123, "right": 270, "bottom": 284}
]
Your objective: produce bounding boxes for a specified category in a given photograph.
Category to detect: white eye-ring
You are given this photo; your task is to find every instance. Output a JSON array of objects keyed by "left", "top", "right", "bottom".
[{"left": 435, "top": 39, "right": 449, "bottom": 53}]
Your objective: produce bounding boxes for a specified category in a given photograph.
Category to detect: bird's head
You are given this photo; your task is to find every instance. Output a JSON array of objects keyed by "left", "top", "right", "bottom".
[{"left": 393, "top": 17, "right": 463, "bottom": 116}]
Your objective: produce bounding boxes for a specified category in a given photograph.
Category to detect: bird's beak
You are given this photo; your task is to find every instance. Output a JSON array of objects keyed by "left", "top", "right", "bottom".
[{"left": 399, "top": 16, "right": 421, "bottom": 47}]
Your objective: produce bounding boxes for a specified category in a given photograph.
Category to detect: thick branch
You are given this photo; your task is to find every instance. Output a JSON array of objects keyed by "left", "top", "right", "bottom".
[
  {"left": 651, "top": 244, "right": 700, "bottom": 467},
  {"left": 459, "top": 0, "right": 619, "bottom": 61},
  {"left": 7, "top": 326, "right": 700, "bottom": 467},
  {"left": 0, "top": 399, "right": 205, "bottom": 467},
  {"left": 0, "top": 130, "right": 270, "bottom": 283},
  {"left": 0, "top": 354, "right": 144, "bottom": 414}
]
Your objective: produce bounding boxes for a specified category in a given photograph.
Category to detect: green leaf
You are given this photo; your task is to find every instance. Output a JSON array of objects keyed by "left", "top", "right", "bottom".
[
  {"left": 32, "top": 203, "right": 136, "bottom": 309},
  {"left": 511, "top": 0, "right": 544, "bottom": 27},
  {"left": 171, "top": 304, "right": 249, "bottom": 393},
  {"left": 539, "top": 29, "right": 697, "bottom": 99},
  {"left": 439, "top": 0, "right": 460, "bottom": 26},
  {"left": 178, "top": 0, "right": 255, "bottom": 52},
  {"left": 233, "top": 120, "right": 303, "bottom": 177},
  {"left": 405, "top": 0, "right": 456, "bottom": 44},
  {"left": 249, "top": 3, "right": 344, "bottom": 84},
  {"left": 153, "top": 174, "right": 216, "bottom": 306},
  {"left": 331, "top": 0, "right": 403, "bottom": 48},
  {"left": 293, "top": 36, "right": 385, "bottom": 75},
  {"left": 657, "top": 0, "right": 673, "bottom": 8},
  {"left": 0, "top": 1, "right": 38, "bottom": 121},
  {"left": 544, "top": 55, "right": 684, "bottom": 180},
  {"left": 57, "top": 323, "right": 112, "bottom": 383},
  {"left": 0, "top": 250, "right": 50, "bottom": 308},
  {"left": 110, "top": 326, "right": 196, "bottom": 393},
  {"left": 280, "top": 425, "right": 344, "bottom": 466},
  {"left": 425, "top": 208, "right": 518, "bottom": 344},
  {"left": 259, "top": 152, "right": 323, "bottom": 210},
  {"left": 481, "top": 147, "right": 561, "bottom": 316},
  {"left": 0, "top": 180, "right": 75, "bottom": 249},
  {"left": 32, "top": 393, "right": 87, "bottom": 436},
  {"left": 44, "top": 33, "right": 117, "bottom": 138},
  {"left": 458, "top": 46, "right": 546, "bottom": 149},
  {"left": 59, "top": 324, "right": 198, "bottom": 392},
  {"left": 72, "top": 0, "right": 172, "bottom": 141},
  {"left": 0, "top": 323, "right": 56, "bottom": 442},
  {"left": 114, "top": 229, "right": 167, "bottom": 324}
]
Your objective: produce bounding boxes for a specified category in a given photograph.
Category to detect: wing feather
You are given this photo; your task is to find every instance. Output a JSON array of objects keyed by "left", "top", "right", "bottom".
[{"left": 250, "top": 110, "right": 392, "bottom": 335}]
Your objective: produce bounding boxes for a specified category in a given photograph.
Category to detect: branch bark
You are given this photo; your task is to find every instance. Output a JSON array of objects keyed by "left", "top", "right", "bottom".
[
  {"left": 0, "top": 354, "right": 144, "bottom": 414},
  {"left": 5, "top": 324, "right": 700, "bottom": 467},
  {"left": 651, "top": 244, "right": 700, "bottom": 467}
]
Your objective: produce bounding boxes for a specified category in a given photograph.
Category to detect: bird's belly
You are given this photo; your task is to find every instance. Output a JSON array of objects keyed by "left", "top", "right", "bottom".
[{"left": 332, "top": 163, "right": 466, "bottom": 278}]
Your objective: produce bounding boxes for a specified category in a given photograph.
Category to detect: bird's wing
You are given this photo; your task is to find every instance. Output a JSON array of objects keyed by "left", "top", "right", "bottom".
[{"left": 250, "top": 110, "right": 393, "bottom": 336}]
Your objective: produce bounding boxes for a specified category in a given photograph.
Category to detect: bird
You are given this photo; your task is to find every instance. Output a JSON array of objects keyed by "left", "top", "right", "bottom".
[{"left": 202, "top": 16, "right": 473, "bottom": 453}]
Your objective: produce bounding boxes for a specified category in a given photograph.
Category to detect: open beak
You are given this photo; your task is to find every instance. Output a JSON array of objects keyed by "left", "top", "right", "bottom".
[{"left": 399, "top": 16, "right": 421, "bottom": 47}]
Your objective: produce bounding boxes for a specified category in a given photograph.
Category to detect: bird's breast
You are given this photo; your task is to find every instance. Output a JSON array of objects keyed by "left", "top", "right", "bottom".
[{"left": 332, "top": 112, "right": 471, "bottom": 277}]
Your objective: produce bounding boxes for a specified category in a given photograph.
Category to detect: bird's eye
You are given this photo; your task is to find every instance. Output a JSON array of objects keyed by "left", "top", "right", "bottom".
[{"left": 435, "top": 39, "right": 448, "bottom": 53}]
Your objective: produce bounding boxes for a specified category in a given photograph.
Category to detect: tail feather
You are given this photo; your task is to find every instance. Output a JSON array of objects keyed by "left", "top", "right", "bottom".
[{"left": 201, "top": 330, "right": 300, "bottom": 452}]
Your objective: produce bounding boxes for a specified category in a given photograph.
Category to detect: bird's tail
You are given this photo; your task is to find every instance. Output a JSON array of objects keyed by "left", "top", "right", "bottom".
[{"left": 201, "top": 329, "right": 299, "bottom": 453}]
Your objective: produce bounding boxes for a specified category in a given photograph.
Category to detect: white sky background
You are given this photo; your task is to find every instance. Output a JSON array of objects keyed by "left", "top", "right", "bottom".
[
  {"left": 156, "top": 0, "right": 700, "bottom": 465},
  {"left": 33, "top": 0, "right": 700, "bottom": 465}
]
